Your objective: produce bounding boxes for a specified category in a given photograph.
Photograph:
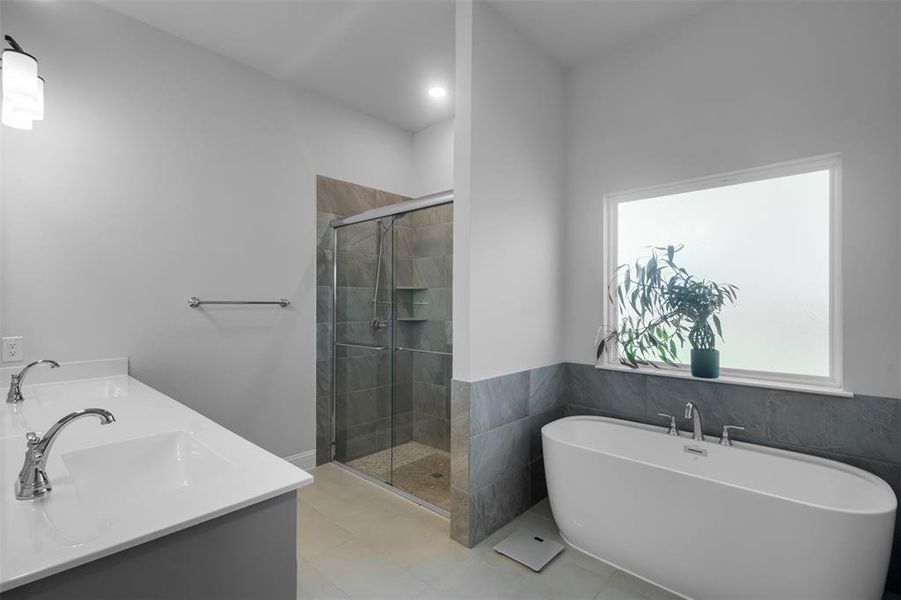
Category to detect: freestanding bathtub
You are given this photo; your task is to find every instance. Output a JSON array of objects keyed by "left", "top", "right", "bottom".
[{"left": 543, "top": 415, "right": 897, "bottom": 600}]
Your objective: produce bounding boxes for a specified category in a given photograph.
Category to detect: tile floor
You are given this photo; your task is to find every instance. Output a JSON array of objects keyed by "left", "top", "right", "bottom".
[
  {"left": 298, "top": 463, "right": 679, "bottom": 600},
  {"left": 345, "top": 441, "right": 451, "bottom": 511}
]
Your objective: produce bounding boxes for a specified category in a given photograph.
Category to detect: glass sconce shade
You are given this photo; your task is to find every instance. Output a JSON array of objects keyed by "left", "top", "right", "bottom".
[
  {"left": 2, "top": 49, "right": 39, "bottom": 104},
  {"left": 2, "top": 99, "right": 33, "bottom": 129},
  {"left": 10, "top": 76, "right": 44, "bottom": 120}
]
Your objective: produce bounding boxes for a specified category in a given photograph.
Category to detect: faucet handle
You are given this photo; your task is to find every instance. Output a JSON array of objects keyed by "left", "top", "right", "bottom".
[
  {"left": 6, "top": 374, "right": 21, "bottom": 403},
  {"left": 656, "top": 412, "right": 679, "bottom": 436},
  {"left": 719, "top": 425, "right": 745, "bottom": 447}
]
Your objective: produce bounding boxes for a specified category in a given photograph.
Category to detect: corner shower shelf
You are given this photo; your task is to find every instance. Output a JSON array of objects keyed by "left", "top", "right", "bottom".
[{"left": 396, "top": 317, "right": 428, "bottom": 322}]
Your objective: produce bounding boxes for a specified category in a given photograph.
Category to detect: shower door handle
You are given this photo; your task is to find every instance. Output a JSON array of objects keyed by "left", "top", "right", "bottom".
[
  {"left": 334, "top": 343, "right": 390, "bottom": 352},
  {"left": 394, "top": 347, "right": 453, "bottom": 356}
]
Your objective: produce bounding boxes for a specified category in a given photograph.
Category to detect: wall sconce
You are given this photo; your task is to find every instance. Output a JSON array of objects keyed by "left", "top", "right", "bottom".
[{"left": 1, "top": 35, "right": 44, "bottom": 130}]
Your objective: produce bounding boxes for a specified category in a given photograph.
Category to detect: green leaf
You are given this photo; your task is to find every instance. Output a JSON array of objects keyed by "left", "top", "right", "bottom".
[{"left": 712, "top": 315, "right": 723, "bottom": 338}]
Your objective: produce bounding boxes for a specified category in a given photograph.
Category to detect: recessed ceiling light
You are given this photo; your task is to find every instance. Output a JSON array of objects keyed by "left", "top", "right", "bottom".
[{"left": 427, "top": 86, "right": 447, "bottom": 99}]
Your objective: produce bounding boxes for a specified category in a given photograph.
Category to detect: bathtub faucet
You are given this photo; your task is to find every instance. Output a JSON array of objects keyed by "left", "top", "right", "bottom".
[{"left": 684, "top": 402, "right": 704, "bottom": 441}]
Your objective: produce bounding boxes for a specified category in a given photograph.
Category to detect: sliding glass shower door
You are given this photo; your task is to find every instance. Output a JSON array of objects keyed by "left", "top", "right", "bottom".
[
  {"left": 332, "top": 201, "right": 453, "bottom": 514},
  {"left": 333, "top": 218, "right": 395, "bottom": 483}
]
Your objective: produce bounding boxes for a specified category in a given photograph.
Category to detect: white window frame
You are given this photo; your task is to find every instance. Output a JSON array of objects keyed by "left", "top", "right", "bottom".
[{"left": 600, "top": 154, "right": 845, "bottom": 395}]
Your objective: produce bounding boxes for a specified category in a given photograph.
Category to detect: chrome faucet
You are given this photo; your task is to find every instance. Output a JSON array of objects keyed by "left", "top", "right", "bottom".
[
  {"left": 7, "top": 359, "right": 60, "bottom": 403},
  {"left": 16, "top": 408, "right": 116, "bottom": 500},
  {"left": 684, "top": 402, "right": 704, "bottom": 441}
]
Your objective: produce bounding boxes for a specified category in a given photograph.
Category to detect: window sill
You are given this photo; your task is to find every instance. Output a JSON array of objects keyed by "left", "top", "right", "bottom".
[{"left": 594, "top": 362, "right": 852, "bottom": 398}]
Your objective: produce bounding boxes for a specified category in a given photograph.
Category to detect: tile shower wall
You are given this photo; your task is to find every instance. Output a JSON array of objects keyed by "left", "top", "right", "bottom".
[
  {"left": 450, "top": 363, "right": 566, "bottom": 546},
  {"left": 564, "top": 363, "right": 901, "bottom": 593},
  {"left": 411, "top": 353, "right": 452, "bottom": 450},
  {"left": 315, "top": 176, "right": 410, "bottom": 465}
]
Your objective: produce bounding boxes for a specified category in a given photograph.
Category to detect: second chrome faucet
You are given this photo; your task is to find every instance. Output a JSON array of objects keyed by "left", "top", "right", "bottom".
[{"left": 7, "top": 359, "right": 60, "bottom": 403}]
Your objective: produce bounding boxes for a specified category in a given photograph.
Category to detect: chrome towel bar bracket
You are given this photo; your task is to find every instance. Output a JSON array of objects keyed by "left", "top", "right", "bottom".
[{"left": 187, "top": 297, "right": 290, "bottom": 308}]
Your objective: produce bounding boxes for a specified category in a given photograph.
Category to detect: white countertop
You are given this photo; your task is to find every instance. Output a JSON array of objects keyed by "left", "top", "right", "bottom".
[{"left": 0, "top": 359, "right": 313, "bottom": 592}]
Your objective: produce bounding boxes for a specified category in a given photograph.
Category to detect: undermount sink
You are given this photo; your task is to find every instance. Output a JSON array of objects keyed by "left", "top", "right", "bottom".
[{"left": 62, "top": 431, "right": 237, "bottom": 502}]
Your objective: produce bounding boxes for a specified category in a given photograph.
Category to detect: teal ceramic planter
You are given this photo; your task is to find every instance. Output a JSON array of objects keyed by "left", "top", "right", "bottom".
[{"left": 690, "top": 349, "right": 720, "bottom": 379}]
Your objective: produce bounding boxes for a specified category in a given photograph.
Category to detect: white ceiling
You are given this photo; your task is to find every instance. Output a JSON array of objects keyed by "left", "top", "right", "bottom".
[
  {"left": 98, "top": 1, "right": 709, "bottom": 132},
  {"left": 99, "top": 0, "right": 455, "bottom": 133},
  {"left": 489, "top": 1, "right": 712, "bottom": 67}
]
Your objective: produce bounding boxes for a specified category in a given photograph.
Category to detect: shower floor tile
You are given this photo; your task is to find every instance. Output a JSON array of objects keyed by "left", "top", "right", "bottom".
[
  {"left": 345, "top": 441, "right": 450, "bottom": 511},
  {"left": 392, "top": 452, "right": 451, "bottom": 511}
]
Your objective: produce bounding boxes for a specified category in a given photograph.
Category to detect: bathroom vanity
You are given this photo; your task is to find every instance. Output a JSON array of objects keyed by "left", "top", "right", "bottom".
[{"left": 0, "top": 359, "right": 313, "bottom": 599}]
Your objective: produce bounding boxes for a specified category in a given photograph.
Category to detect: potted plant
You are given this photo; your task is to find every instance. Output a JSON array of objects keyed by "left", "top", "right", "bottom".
[{"left": 596, "top": 245, "right": 738, "bottom": 379}]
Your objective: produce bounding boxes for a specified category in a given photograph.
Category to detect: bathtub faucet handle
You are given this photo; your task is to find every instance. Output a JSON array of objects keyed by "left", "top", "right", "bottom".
[
  {"left": 656, "top": 412, "right": 679, "bottom": 436},
  {"left": 719, "top": 425, "right": 745, "bottom": 447}
]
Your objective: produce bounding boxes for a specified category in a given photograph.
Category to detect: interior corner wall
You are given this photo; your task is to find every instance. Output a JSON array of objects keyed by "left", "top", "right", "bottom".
[
  {"left": 0, "top": 0, "right": 5, "bottom": 343},
  {"left": 449, "top": 0, "right": 567, "bottom": 536},
  {"left": 413, "top": 118, "right": 455, "bottom": 197},
  {"left": 454, "top": 2, "right": 566, "bottom": 383},
  {"left": 452, "top": 0, "right": 474, "bottom": 383},
  {"left": 0, "top": 0, "right": 417, "bottom": 461},
  {"left": 563, "top": 1, "right": 901, "bottom": 398}
]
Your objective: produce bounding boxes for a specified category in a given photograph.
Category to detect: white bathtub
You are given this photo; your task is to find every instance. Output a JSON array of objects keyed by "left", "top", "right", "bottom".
[{"left": 543, "top": 415, "right": 897, "bottom": 600}]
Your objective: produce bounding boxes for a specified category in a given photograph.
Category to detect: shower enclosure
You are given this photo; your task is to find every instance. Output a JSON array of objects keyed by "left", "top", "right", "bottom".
[{"left": 330, "top": 192, "right": 453, "bottom": 514}]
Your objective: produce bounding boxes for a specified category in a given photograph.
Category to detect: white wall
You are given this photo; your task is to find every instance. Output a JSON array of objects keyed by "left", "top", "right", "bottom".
[
  {"left": 454, "top": 2, "right": 566, "bottom": 382},
  {"left": 453, "top": 0, "right": 473, "bottom": 382},
  {"left": 897, "top": 3, "right": 901, "bottom": 397},
  {"left": 564, "top": 1, "right": 901, "bottom": 397},
  {"left": 413, "top": 118, "right": 454, "bottom": 197},
  {"left": 0, "top": 1, "right": 417, "bottom": 460},
  {"left": 0, "top": 0, "right": 5, "bottom": 348}
]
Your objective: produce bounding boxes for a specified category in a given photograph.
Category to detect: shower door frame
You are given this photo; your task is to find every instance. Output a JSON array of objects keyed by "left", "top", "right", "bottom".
[{"left": 329, "top": 190, "right": 453, "bottom": 515}]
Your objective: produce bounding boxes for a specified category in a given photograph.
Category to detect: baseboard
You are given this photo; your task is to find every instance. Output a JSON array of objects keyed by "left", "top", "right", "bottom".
[{"left": 283, "top": 450, "right": 316, "bottom": 471}]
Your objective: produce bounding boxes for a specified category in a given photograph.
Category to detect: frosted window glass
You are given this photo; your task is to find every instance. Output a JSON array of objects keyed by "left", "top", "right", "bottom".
[{"left": 617, "top": 170, "right": 830, "bottom": 377}]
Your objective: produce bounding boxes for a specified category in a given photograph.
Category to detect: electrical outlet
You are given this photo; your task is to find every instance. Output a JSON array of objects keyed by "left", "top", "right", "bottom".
[{"left": 2, "top": 337, "right": 24, "bottom": 363}]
